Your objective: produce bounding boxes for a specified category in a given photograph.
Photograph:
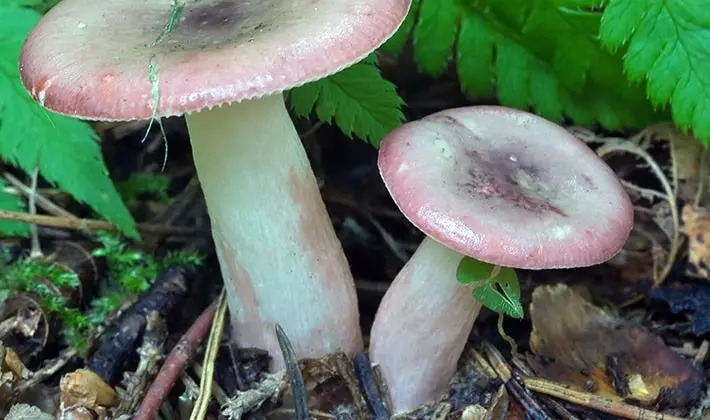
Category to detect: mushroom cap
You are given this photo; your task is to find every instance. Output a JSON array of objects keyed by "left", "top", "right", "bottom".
[
  {"left": 19, "top": 0, "right": 410, "bottom": 120},
  {"left": 378, "top": 106, "right": 634, "bottom": 270}
]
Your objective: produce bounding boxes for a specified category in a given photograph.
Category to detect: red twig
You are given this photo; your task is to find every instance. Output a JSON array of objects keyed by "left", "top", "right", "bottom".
[{"left": 133, "top": 301, "right": 218, "bottom": 420}]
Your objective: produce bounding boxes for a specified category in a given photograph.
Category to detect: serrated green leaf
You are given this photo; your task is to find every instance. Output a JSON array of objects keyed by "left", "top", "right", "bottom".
[
  {"left": 0, "top": 6, "right": 138, "bottom": 238},
  {"left": 0, "top": 179, "right": 29, "bottom": 236},
  {"left": 288, "top": 59, "right": 405, "bottom": 147},
  {"left": 412, "top": 0, "right": 460, "bottom": 76},
  {"left": 600, "top": 0, "right": 710, "bottom": 143},
  {"left": 529, "top": 64, "right": 564, "bottom": 122},
  {"left": 381, "top": 0, "right": 421, "bottom": 57},
  {"left": 456, "top": 14, "right": 495, "bottom": 96},
  {"left": 398, "top": 0, "right": 662, "bottom": 131},
  {"left": 456, "top": 256, "right": 523, "bottom": 319},
  {"left": 495, "top": 39, "right": 532, "bottom": 109}
]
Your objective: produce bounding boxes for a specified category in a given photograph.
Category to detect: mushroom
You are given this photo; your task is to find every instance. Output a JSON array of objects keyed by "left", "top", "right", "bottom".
[
  {"left": 369, "top": 105, "right": 634, "bottom": 412},
  {"left": 19, "top": 0, "right": 410, "bottom": 370}
]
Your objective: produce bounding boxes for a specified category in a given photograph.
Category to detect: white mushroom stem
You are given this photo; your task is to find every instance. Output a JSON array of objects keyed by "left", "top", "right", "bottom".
[
  {"left": 368, "top": 237, "right": 482, "bottom": 412},
  {"left": 185, "top": 93, "right": 363, "bottom": 371}
]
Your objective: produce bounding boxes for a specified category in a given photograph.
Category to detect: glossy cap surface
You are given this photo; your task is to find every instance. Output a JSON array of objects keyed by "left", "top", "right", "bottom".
[
  {"left": 378, "top": 106, "right": 634, "bottom": 269},
  {"left": 19, "top": 0, "right": 410, "bottom": 120}
]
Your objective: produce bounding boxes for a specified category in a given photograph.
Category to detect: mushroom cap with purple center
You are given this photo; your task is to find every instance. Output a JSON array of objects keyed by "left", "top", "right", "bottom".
[
  {"left": 378, "top": 106, "right": 634, "bottom": 270},
  {"left": 19, "top": 0, "right": 409, "bottom": 120}
]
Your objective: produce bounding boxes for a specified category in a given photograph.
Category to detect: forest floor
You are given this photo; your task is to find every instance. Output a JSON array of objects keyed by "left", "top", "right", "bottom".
[{"left": 1, "top": 60, "right": 708, "bottom": 420}]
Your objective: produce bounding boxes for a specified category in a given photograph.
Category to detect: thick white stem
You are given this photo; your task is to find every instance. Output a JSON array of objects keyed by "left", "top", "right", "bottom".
[
  {"left": 368, "top": 237, "right": 482, "bottom": 412},
  {"left": 185, "top": 94, "right": 363, "bottom": 371}
]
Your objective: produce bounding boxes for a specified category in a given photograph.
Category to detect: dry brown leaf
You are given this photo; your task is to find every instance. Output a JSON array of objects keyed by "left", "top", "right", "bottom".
[
  {"left": 59, "top": 368, "right": 118, "bottom": 409},
  {"left": 682, "top": 204, "right": 710, "bottom": 279},
  {"left": 3, "top": 347, "right": 29, "bottom": 382},
  {"left": 528, "top": 284, "right": 702, "bottom": 409},
  {"left": 297, "top": 352, "right": 366, "bottom": 416}
]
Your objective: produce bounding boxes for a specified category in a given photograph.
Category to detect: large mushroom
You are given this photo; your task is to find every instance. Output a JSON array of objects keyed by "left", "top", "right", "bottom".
[
  {"left": 369, "top": 105, "right": 634, "bottom": 412},
  {"left": 19, "top": 0, "right": 410, "bottom": 370}
]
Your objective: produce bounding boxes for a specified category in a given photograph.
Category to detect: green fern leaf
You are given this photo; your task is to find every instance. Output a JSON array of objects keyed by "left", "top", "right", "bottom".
[
  {"left": 412, "top": 0, "right": 460, "bottom": 76},
  {"left": 389, "top": 0, "right": 661, "bottom": 131},
  {"left": 381, "top": 0, "right": 421, "bottom": 57},
  {"left": 288, "top": 57, "right": 405, "bottom": 147},
  {"left": 600, "top": 0, "right": 710, "bottom": 144},
  {"left": 0, "top": 7, "right": 138, "bottom": 238}
]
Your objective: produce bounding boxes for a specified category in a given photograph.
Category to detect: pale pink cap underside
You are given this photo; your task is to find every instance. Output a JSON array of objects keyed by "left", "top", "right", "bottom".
[
  {"left": 19, "top": 0, "right": 410, "bottom": 120},
  {"left": 378, "top": 106, "right": 634, "bottom": 270}
]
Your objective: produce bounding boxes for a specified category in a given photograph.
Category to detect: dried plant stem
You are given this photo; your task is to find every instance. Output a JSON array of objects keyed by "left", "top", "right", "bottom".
[
  {"left": 14, "top": 347, "right": 78, "bottom": 395},
  {"left": 0, "top": 209, "right": 205, "bottom": 236},
  {"left": 597, "top": 141, "right": 681, "bottom": 286},
  {"left": 133, "top": 298, "right": 218, "bottom": 420},
  {"left": 28, "top": 167, "right": 43, "bottom": 258},
  {"left": 522, "top": 376, "right": 685, "bottom": 420},
  {"left": 3, "top": 172, "right": 78, "bottom": 220},
  {"left": 189, "top": 288, "right": 227, "bottom": 420}
]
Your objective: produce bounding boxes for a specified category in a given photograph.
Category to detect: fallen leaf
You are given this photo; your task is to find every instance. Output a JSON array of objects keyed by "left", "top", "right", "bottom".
[
  {"left": 528, "top": 284, "right": 702, "bottom": 410},
  {"left": 682, "top": 204, "right": 710, "bottom": 279},
  {"left": 59, "top": 368, "right": 118, "bottom": 409}
]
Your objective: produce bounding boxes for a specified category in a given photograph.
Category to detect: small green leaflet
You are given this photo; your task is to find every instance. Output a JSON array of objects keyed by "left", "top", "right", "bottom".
[
  {"left": 382, "top": 0, "right": 661, "bottom": 132},
  {"left": 456, "top": 256, "right": 523, "bottom": 319},
  {"left": 600, "top": 0, "right": 710, "bottom": 145},
  {"left": 0, "top": 6, "right": 138, "bottom": 238},
  {"left": 0, "top": 179, "right": 29, "bottom": 236},
  {"left": 288, "top": 55, "right": 405, "bottom": 148}
]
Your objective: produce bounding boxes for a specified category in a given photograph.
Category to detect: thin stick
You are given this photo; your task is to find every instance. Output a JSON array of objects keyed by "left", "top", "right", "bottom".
[
  {"left": 133, "top": 299, "right": 218, "bottom": 420},
  {"left": 3, "top": 172, "right": 78, "bottom": 220},
  {"left": 522, "top": 376, "right": 685, "bottom": 420},
  {"left": 14, "top": 347, "right": 78, "bottom": 395},
  {"left": 597, "top": 141, "right": 681, "bottom": 286},
  {"left": 28, "top": 168, "right": 43, "bottom": 258},
  {"left": 0, "top": 209, "right": 205, "bottom": 236},
  {"left": 189, "top": 288, "right": 227, "bottom": 420}
]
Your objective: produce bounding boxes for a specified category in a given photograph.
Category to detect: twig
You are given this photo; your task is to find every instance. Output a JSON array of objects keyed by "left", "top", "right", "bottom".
[
  {"left": 482, "top": 343, "right": 554, "bottom": 419},
  {"left": 694, "top": 340, "right": 709, "bottom": 365},
  {"left": 597, "top": 140, "right": 681, "bottom": 286},
  {"left": 115, "top": 312, "right": 168, "bottom": 416},
  {"left": 189, "top": 288, "right": 227, "bottom": 420},
  {"left": 192, "top": 362, "right": 230, "bottom": 406},
  {"left": 0, "top": 209, "right": 206, "bottom": 236},
  {"left": 28, "top": 168, "right": 43, "bottom": 258},
  {"left": 367, "top": 214, "right": 409, "bottom": 263},
  {"left": 299, "top": 121, "right": 323, "bottom": 139},
  {"left": 133, "top": 298, "right": 218, "bottom": 420},
  {"left": 3, "top": 172, "right": 77, "bottom": 220},
  {"left": 14, "top": 347, "right": 78, "bottom": 395},
  {"left": 522, "top": 376, "right": 685, "bottom": 420}
]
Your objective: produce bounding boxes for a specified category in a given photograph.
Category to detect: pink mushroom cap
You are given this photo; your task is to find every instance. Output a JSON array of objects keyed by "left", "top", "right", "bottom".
[
  {"left": 378, "top": 106, "right": 634, "bottom": 270},
  {"left": 19, "top": 0, "right": 410, "bottom": 120}
]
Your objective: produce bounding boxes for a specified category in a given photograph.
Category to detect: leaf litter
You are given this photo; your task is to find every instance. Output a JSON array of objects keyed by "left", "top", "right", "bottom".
[{"left": 6, "top": 1, "right": 710, "bottom": 419}]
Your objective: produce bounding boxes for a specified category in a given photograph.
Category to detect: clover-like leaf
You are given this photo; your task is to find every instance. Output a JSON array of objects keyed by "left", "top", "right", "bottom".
[{"left": 456, "top": 256, "right": 524, "bottom": 319}]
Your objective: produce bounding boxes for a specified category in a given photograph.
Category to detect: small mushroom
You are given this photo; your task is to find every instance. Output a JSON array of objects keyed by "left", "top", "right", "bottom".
[
  {"left": 369, "top": 105, "right": 634, "bottom": 412},
  {"left": 19, "top": 0, "right": 411, "bottom": 370}
]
